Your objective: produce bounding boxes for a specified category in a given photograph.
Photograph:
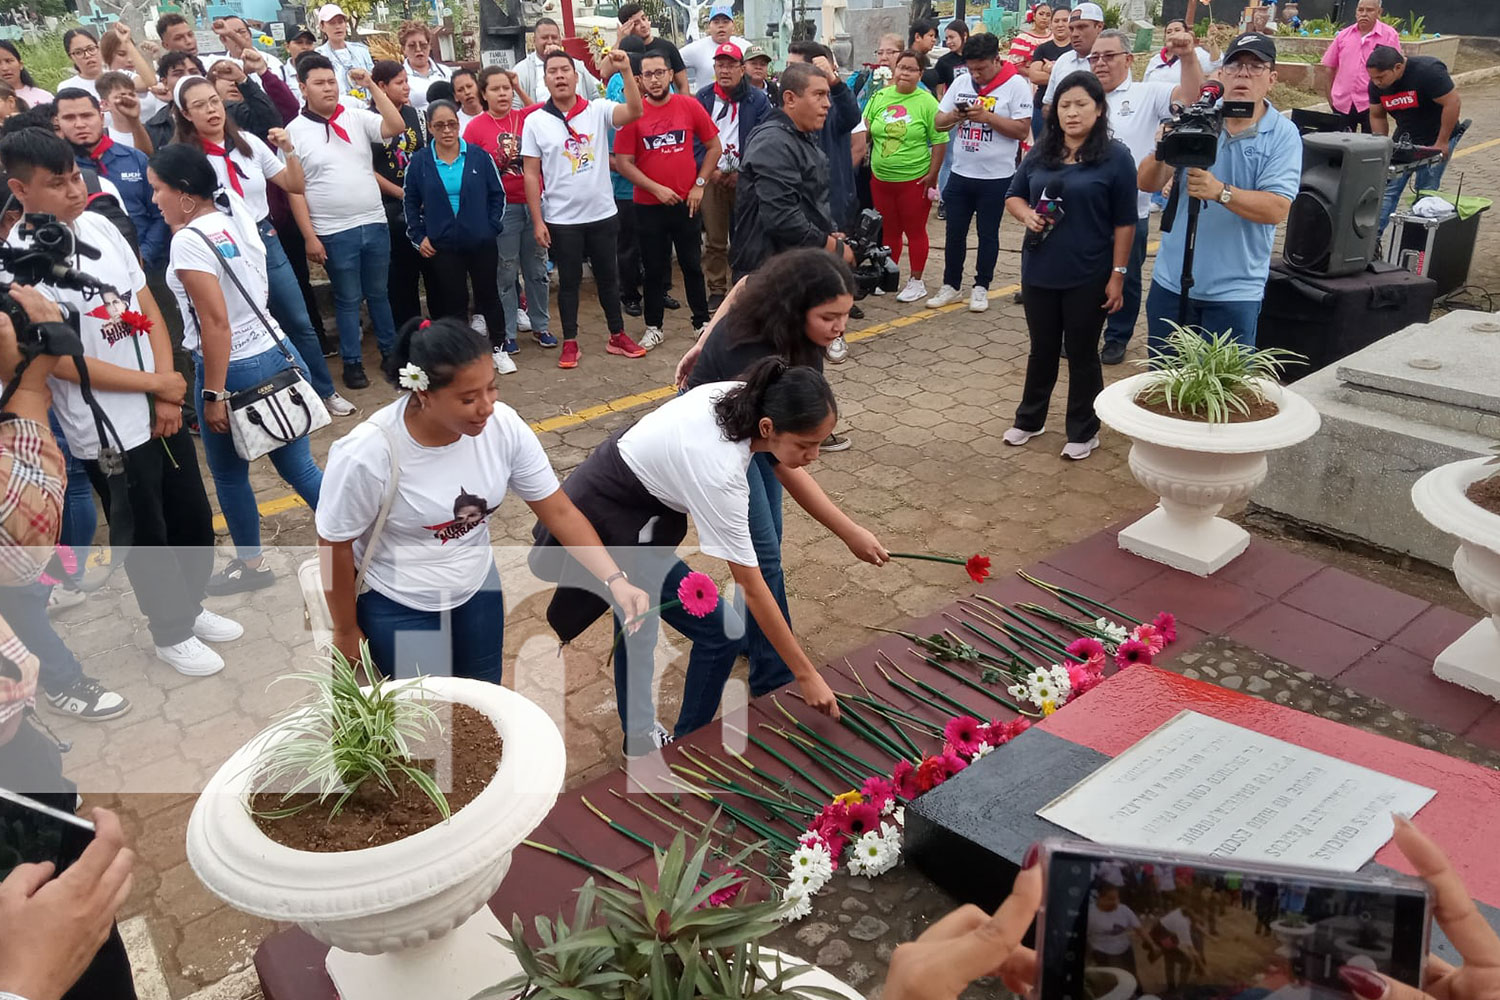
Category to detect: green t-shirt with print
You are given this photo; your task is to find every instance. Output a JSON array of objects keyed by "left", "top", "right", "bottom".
[{"left": 863, "top": 86, "right": 948, "bottom": 183}]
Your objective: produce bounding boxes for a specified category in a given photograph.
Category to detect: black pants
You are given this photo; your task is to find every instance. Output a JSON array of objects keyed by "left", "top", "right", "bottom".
[
  {"left": 1334, "top": 105, "right": 1373, "bottom": 133},
  {"left": 638, "top": 202, "right": 710, "bottom": 328},
  {"left": 428, "top": 240, "right": 504, "bottom": 349},
  {"left": 385, "top": 204, "right": 429, "bottom": 328},
  {"left": 274, "top": 220, "right": 329, "bottom": 340},
  {"left": 83, "top": 428, "right": 214, "bottom": 647},
  {"left": 1015, "top": 276, "right": 1109, "bottom": 443},
  {"left": 616, "top": 198, "right": 643, "bottom": 305},
  {"left": 145, "top": 267, "right": 193, "bottom": 404},
  {"left": 551, "top": 216, "right": 624, "bottom": 341}
]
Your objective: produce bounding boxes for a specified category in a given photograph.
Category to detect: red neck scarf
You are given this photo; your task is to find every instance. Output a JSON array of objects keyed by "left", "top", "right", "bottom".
[
  {"left": 88, "top": 135, "right": 114, "bottom": 175},
  {"left": 975, "top": 61, "right": 1019, "bottom": 97},
  {"left": 301, "top": 104, "right": 350, "bottom": 143},
  {"left": 713, "top": 83, "right": 739, "bottom": 122},
  {"left": 199, "top": 138, "right": 247, "bottom": 196},
  {"left": 543, "top": 96, "right": 588, "bottom": 142},
  {"left": 1158, "top": 47, "right": 1179, "bottom": 66}
]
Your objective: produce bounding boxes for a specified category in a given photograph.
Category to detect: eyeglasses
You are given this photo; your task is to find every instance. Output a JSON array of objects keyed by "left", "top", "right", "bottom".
[
  {"left": 1085, "top": 51, "right": 1127, "bottom": 63},
  {"left": 1222, "top": 59, "right": 1271, "bottom": 76},
  {"left": 640, "top": 68, "right": 671, "bottom": 79},
  {"left": 70, "top": 44, "right": 99, "bottom": 58},
  {"left": 429, "top": 118, "right": 460, "bottom": 130},
  {"left": 187, "top": 94, "right": 224, "bottom": 114}
]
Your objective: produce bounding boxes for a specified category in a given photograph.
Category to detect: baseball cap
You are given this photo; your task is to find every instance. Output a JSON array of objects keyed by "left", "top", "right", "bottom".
[
  {"left": 708, "top": 4, "right": 734, "bottom": 20},
  {"left": 1222, "top": 31, "right": 1277, "bottom": 64},
  {"left": 291, "top": 26, "right": 318, "bottom": 42},
  {"left": 315, "top": 3, "right": 346, "bottom": 22},
  {"left": 743, "top": 43, "right": 770, "bottom": 62},
  {"left": 1072, "top": 2, "right": 1105, "bottom": 22},
  {"left": 713, "top": 41, "right": 744, "bottom": 61}
]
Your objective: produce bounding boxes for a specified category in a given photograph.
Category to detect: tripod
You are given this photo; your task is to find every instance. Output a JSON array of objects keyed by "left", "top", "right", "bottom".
[{"left": 1157, "top": 165, "right": 1202, "bottom": 327}]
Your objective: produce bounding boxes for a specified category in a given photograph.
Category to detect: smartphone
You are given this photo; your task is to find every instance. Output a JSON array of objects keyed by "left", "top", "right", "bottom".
[
  {"left": 0, "top": 787, "right": 96, "bottom": 881},
  {"left": 955, "top": 100, "right": 973, "bottom": 112},
  {"left": 1036, "top": 839, "right": 1431, "bottom": 1000}
]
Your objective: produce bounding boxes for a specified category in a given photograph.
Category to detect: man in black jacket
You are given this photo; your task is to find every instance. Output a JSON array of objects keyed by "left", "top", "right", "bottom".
[{"left": 730, "top": 61, "right": 855, "bottom": 281}]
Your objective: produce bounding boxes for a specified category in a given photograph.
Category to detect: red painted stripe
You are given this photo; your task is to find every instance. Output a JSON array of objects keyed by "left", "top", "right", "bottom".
[{"left": 1039, "top": 666, "right": 1500, "bottom": 907}]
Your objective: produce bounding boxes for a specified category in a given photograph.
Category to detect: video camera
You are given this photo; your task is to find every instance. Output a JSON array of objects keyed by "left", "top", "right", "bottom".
[
  {"left": 844, "top": 208, "right": 901, "bottom": 300},
  {"left": 1155, "top": 81, "right": 1255, "bottom": 169},
  {"left": 0, "top": 213, "right": 121, "bottom": 358}
]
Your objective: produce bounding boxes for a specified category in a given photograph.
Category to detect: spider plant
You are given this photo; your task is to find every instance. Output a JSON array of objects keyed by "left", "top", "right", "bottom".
[
  {"left": 247, "top": 642, "right": 450, "bottom": 821},
  {"left": 1134, "top": 324, "right": 1304, "bottom": 423}
]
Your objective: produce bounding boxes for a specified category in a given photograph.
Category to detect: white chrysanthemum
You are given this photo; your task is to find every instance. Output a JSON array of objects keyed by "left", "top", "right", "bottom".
[
  {"left": 787, "top": 844, "right": 833, "bottom": 892},
  {"left": 847, "top": 828, "right": 900, "bottom": 878},
  {"left": 1026, "top": 667, "right": 1052, "bottom": 686},
  {"left": 971, "top": 741, "right": 995, "bottom": 760},
  {"left": 1048, "top": 664, "right": 1071, "bottom": 689},
  {"left": 1095, "top": 618, "right": 1129, "bottom": 644},
  {"left": 780, "top": 891, "right": 814, "bottom": 922},
  {"left": 892, "top": 806, "right": 905, "bottom": 827},
  {"left": 881, "top": 797, "right": 896, "bottom": 816},
  {"left": 397, "top": 363, "right": 428, "bottom": 392},
  {"left": 1007, "top": 683, "right": 1028, "bottom": 701}
]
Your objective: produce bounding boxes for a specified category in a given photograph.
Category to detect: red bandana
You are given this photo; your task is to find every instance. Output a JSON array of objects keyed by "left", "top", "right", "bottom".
[
  {"left": 88, "top": 135, "right": 114, "bottom": 175},
  {"left": 199, "top": 139, "right": 247, "bottom": 196},
  {"left": 301, "top": 104, "right": 350, "bottom": 143},
  {"left": 1159, "top": 47, "right": 1179, "bottom": 66},
  {"left": 975, "top": 61, "right": 1019, "bottom": 97},
  {"left": 713, "top": 83, "right": 739, "bottom": 122}
]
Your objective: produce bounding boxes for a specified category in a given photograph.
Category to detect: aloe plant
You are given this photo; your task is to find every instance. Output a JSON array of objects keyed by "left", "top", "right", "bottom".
[{"left": 481, "top": 826, "right": 847, "bottom": 1000}]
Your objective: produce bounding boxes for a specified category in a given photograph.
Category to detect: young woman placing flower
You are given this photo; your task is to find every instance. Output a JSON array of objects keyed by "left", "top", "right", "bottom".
[
  {"left": 316, "top": 317, "right": 650, "bottom": 682},
  {"left": 534, "top": 358, "right": 889, "bottom": 756}
]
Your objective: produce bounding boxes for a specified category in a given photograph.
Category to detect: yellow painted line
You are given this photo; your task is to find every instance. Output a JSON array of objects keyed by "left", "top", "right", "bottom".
[
  {"left": 212, "top": 492, "right": 309, "bottom": 532},
  {"left": 530, "top": 384, "right": 679, "bottom": 433},
  {"left": 1454, "top": 137, "right": 1500, "bottom": 159}
]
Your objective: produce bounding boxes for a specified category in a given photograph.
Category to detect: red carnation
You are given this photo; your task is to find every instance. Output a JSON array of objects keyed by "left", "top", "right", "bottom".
[
  {"left": 914, "top": 755, "right": 950, "bottom": 794},
  {"left": 120, "top": 310, "right": 152, "bottom": 335},
  {"left": 892, "top": 759, "right": 920, "bottom": 799},
  {"left": 966, "top": 554, "right": 992, "bottom": 584}
]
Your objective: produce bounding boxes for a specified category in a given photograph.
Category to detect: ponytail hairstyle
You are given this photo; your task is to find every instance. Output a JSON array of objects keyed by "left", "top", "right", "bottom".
[
  {"left": 383, "top": 316, "right": 489, "bottom": 391},
  {"left": 171, "top": 75, "right": 252, "bottom": 155},
  {"left": 713, "top": 358, "right": 837, "bottom": 443}
]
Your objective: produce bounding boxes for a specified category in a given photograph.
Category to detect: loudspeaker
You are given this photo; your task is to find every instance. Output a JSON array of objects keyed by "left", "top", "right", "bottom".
[{"left": 1283, "top": 133, "right": 1392, "bottom": 278}]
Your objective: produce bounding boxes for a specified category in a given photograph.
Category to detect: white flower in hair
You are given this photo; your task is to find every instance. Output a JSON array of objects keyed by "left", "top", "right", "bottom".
[{"left": 397, "top": 363, "right": 429, "bottom": 392}]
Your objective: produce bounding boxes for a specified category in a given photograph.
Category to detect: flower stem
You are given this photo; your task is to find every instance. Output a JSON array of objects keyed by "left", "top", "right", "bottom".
[
  {"left": 580, "top": 795, "right": 666, "bottom": 854},
  {"left": 522, "top": 838, "right": 607, "bottom": 874},
  {"left": 887, "top": 552, "right": 967, "bottom": 567},
  {"left": 839, "top": 695, "right": 924, "bottom": 760},
  {"left": 746, "top": 734, "right": 838, "bottom": 799},
  {"left": 907, "top": 648, "right": 1029, "bottom": 715},
  {"left": 1016, "top": 570, "right": 1144, "bottom": 626}
]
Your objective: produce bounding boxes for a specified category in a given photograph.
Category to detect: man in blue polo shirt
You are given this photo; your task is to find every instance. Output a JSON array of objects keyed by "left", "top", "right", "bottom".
[{"left": 1137, "top": 32, "right": 1302, "bottom": 350}]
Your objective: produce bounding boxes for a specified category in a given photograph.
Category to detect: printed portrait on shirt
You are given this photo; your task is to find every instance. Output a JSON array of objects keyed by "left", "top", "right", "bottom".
[
  {"left": 491, "top": 130, "right": 522, "bottom": 178},
  {"left": 562, "top": 130, "right": 596, "bottom": 173},
  {"left": 425, "top": 487, "right": 499, "bottom": 543},
  {"left": 85, "top": 288, "right": 137, "bottom": 346}
]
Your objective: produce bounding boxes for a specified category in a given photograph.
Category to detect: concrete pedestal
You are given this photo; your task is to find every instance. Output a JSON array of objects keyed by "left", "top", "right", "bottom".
[
  {"left": 1433, "top": 621, "right": 1500, "bottom": 700},
  {"left": 1118, "top": 505, "right": 1251, "bottom": 577},
  {"left": 326, "top": 907, "right": 518, "bottom": 1000}
]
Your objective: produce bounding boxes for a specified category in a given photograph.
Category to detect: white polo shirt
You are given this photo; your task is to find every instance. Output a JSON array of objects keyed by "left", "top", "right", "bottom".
[
  {"left": 284, "top": 104, "right": 387, "bottom": 235},
  {"left": 1104, "top": 76, "right": 1178, "bottom": 218},
  {"left": 1043, "top": 47, "right": 1091, "bottom": 104}
]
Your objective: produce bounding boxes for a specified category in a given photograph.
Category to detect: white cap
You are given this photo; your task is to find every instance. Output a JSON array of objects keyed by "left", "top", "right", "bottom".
[
  {"left": 1073, "top": 2, "right": 1105, "bottom": 22},
  {"left": 315, "top": 3, "right": 347, "bottom": 22}
]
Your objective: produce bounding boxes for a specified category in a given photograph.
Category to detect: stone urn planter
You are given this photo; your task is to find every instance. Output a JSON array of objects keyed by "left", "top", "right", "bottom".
[
  {"left": 1271, "top": 918, "right": 1317, "bottom": 959},
  {"left": 1411, "top": 458, "right": 1500, "bottom": 700},
  {"left": 1095, "top": 373, "right": 1322, "bottom": 575},
  {"left": 186, "top": 677, "right": 565, "bottom": 1000}
]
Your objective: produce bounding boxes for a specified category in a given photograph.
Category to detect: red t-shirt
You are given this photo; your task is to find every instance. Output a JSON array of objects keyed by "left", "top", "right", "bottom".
[
  {"left": 464, "top": 107, "right": 536, "bottom": 203},
  {"left": 614, "top": 94, "right": 719, "bottom": 205}
]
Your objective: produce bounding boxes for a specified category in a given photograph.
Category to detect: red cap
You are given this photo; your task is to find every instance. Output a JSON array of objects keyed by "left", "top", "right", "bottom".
[{"left": 713, "top": 41, "right": 744, "bottom": 61}]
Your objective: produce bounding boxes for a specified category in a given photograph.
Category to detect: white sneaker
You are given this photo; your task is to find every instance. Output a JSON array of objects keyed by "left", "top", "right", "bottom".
[
  {"left": 969, "top": 286, "right": 990, "bottom": 312},
  {"left": 926, "top": 284, "right": 962, "bottom": 308},
  {"left": 470, "top": 314, "right": 489, "bottom": 336},
  {"left": 896, "top": 277, "right": 928, "bottom": 303},
  {"left": 1061, "top": 437, "right": 1100, "bottom": 461},
  {"left": 639, "top": 326, "right": 665, "bottom": 351},
  {"left": 1003, "top": 426, "right": 1045, "bottom": 447},
  {"left": 516, "top": 310, "right": 533, "bottom": 332},
  {"left": 193, "top": 608, "right": 244, "bottom": 643},
  {"left": 156, "top": 636, "right": 225, "bottom": 676},
  {"left": 492, "top": 348, "right": 517, "bottom": 375},
  {"left": 871, "top": 284, "right": 886, "bottom": 295},
  {"left": 826, "top": 335, "right": 849, "bottom": 364},
  {"left": 322, "top": 392, "right": 356, "bottom": 417}
]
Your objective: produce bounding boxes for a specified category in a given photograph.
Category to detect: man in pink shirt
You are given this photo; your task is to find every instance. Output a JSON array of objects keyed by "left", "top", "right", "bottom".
[{"left": 1321, "top": 0, "right": 1401, "bottom": 132}]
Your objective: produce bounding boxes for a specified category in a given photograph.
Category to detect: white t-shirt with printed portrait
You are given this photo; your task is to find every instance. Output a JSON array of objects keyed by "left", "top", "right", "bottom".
[
  {"left": 1087, "top": 902, "right": 1141, "bottom": 956},
  {"left": 939, "top": 69, "right": 1033, "bottom": 180},
  {"left": 166, "top": 203, "right": 279, "bottom": 357},
  {"left": 316, "top": 395, "right": 561, "bottom": 612},
  {"left": 200, "top": 131, "right": 286, "bottom": 222},
  {"left": 284, "top": 103, "right": 387, "bottom": 235},
  {"left": 520, "top": 97, "right": 621, "bottom": 226},
  {"left": 5, "top": 212, "right": 152, "bottom": 459},
  {"left": 617, "top": 381, "right": 757, "bottom": 567}
]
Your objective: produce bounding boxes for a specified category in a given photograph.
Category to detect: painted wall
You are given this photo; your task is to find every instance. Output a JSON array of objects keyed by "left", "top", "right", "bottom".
[{"left": 1158, "top": 0, "right": 1499, "bottom": 38}]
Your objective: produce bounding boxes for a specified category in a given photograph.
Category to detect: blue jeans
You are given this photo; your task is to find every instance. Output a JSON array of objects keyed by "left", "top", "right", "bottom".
[
  {"left": 613, "top": 553, "right": 743, "bottom": 744},
  {"left": 259, "top": 218, "right": 335, "bottom": 399},
  {"left": 942, "top": 172, "right": 1009, "bottom": 290},
  {"left": 1104, "top": 216, "right": 1151, "bottom": 348},
  {"left": 0, "top": 583, "right": 84, "bottom": 693},
  {"left": 192, "top": 344, "right": 323, "bottom": 560},
  {"left": 48, "top": 411, "right": 97, "bottom": 565},
  {"left": 320, "top": 222, "right": 398, "bottom": 367},
  {"left": 1145, "top": 281, "right": 1262, "bottom": 354},
  {"left": 1031, "top": 101, "right": 1046, "bottom": 141},
  {"left": 1379, "top": 137, "right": 1459, "bottom": 235},
  {"left": 742, "top": 453, "right": 793, "bottom": 694},
  {"left": 498, "top": 202, "right": 551, "bottom": 339},
  {"left": 356, "top": 564, "right": 504, "bottom": 683}
]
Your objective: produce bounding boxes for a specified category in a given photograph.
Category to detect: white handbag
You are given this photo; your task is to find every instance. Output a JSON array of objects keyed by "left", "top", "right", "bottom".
[{"left": 188, "top": 227, "right": 330, "bottom": 462}]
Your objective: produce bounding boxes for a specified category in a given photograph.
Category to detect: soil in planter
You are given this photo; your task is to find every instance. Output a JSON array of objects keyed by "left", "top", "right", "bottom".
[
  {"left": 250, "top": 702, "right": 503, "bottom": 852},
  {"left": 1466, "top": 474, "right": 1500, "bottom": 516},
  {"left": 1134, "top": 387, "right": 1280, "bottom": 423}
]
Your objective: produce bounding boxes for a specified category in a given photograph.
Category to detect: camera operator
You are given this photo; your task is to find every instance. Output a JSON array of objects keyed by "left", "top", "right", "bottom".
[
  {"left": 1137, "top": 33, "right": 1302, "bottom": 352},
  {"left": 1367, "top": 44, "right": 1462, "bottom": 235},
  {"left": 1, "top": 127, "right": 241, "bottom": 678}
]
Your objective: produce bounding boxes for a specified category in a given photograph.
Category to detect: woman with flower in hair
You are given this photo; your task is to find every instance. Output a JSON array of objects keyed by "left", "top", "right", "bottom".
[
  {"left": 148, "top": 143, "right": 326, "bottom": 597},
  {"left": 533, "top": 357, "right": 889, "bottom": 756},
  {"left": 315, "top": 316, "right": 650, "bottom": 683}
]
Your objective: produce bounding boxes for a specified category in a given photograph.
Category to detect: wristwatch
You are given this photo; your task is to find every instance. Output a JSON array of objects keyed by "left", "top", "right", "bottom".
[
  {"left": 1112, "top": 266, "right": 1129, "bottom": 275},
  {"left": 1218, "top": 184, "right": 1235, "bottom": 206},
  {"left": 202, "top": 388, "right": 230, "bottom": 403},
  {"left": 694, "top": 177, "right": 707, "bottom": 188}
]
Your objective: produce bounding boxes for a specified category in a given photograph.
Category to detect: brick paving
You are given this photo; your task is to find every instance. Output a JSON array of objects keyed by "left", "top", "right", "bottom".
[{"left": 38, "top": 78, "right": 1500, "bottom": 996}]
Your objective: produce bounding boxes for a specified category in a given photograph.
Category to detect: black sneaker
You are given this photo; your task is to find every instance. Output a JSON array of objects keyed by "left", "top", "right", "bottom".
[
  {"left": 936, "top": 202, "right": 946, "bottom": 220},
  {"left": 46, "top": 677, "right": 131, "bottom": 722},
  {"left": 663, "top": 294, "right": 681, "bottom": 310},
  {"left": 1012, "top": 289, "right": 1024, "bottom": 305},
  {"left": 343, "top": 364, "right": 370, "bottom": 390},
  {"left": 320, "top": 336, "right": 338, "bottom": 358},
  {"left": 821, "top": 433, "right": 852, "bottom": 452},
  {"left": 848, "top": 303, "right": 865, "bottom": 320},
  {"left": 1100, "top": 342, "right": 1129, "bottom": 366},
  {"left": 206, "top": 557, "right": 276, "bottom": 596},
  {"left": 621, "top": 298, "right": 643, "bottom": 317}
]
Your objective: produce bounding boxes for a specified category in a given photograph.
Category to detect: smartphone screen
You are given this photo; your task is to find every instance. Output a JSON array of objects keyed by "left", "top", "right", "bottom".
[
  {"left": 0, "top": 787, "right": 96, "bottom": 881},
  {"left": 1039, "top": 843, "right": 1430, "bottom": 1000}
]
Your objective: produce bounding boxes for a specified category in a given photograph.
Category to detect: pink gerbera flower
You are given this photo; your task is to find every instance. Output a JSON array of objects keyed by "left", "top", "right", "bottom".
[
  {"left": 677, "top": 571, "right": 719, "bottom": 617},
  {"left": 943, "top": 715, "right": 985, "bottom": 756},
  {"left": 1066, "top": 661, "right": 1104, "bottom": 698},
  {"left": 704, "top": 870, "right": 746, "bottom": 907},
  {"left": 861, "top": 776, "right": 896, "bottom": 814},
  {"left": 892, "top": 759, "right": 920, "bottom": 799},
  {"left": 939, "top": 750, "right": 969, "bottom": 777},
  {"left": 1115, "top": 638, "right": 1153, "bottom": 668},
  {"left": 1066, "top": 636, "right": 1107, "bottom": 666},
  {"left": 1153, "top": 612, "right": 1178, "bottom": 644},
  {"left": 838, "top": 801, "right": 883, "bottom": 838},
  {"left": 1131, "top": 623, "right": 1166, "bottom": 656}
]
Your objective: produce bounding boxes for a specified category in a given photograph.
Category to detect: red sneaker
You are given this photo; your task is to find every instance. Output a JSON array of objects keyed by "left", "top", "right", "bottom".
[
  {"left": 606, "top": 331, "right": 648, "bottom": 358},
  {"left": 558, "top": 340, "right": 580, "bottom": 369}
]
